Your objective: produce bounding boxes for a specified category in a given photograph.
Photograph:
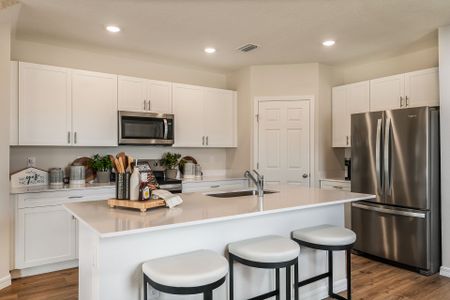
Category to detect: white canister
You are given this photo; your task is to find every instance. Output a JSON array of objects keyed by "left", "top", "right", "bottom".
[{"left": 183, "top": 162, "right": 195, "bottom": 179}]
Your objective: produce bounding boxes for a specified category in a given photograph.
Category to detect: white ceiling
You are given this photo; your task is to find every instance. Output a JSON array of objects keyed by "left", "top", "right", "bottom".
[{"left": 15, "top": 0, "right": 450, "bottom": 71}]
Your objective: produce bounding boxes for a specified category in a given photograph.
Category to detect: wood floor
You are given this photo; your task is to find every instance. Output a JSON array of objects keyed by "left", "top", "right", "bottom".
[{"left": 0, "top": 255, "right": 449, "bottom": 299}]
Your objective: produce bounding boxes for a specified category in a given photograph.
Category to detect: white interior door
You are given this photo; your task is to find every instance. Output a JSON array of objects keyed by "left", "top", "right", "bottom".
[{"left": 258, "top": 100, "right": 310, "bottom": 186}]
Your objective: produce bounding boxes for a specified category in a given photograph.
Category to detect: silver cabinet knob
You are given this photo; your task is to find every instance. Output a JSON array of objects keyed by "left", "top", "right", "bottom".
[{"left": 302, "top": 173, "right": 308, "bottom": 178}]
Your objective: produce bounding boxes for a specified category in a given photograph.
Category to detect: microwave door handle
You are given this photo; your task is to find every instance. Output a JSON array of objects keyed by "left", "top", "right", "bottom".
[
  {"left": 163, "top": 119, "right": 168, "bottom": 140},
  {"left": 375, "top": 118, "right": 383, "bottom": 195}
]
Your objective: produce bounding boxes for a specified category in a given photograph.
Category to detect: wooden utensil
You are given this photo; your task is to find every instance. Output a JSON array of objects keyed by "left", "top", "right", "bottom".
[{"left": 127, "top": 156, "right": 134, "bottom": 172}]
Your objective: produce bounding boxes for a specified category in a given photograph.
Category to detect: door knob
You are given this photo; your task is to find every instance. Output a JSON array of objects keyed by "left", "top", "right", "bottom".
[{"left": 302, "top": 173, "right": 309, "bottom": 179}]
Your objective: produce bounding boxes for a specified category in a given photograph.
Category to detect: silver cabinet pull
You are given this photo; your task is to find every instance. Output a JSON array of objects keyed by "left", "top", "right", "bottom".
[
  {"left": 144, "top": 100, "right": 147, "bottom": 111},
  {"left": 206, "top": 136, "right": 209, "bottom": 146},
  {"left": 148, "top": 100, "right": 151, "bottom": 111},
  {"left": 400, "top": 96, "right": 403, "bottom": 107},
  {"left": 202, "top": 136, "right": 205, "bottom": 146},
  {"left": 67, "top": 131, "right": 71, "bottom": 144},
  {"left": 405, "top": 96, "right": 409, "bottom": 107},
  {"left": 332, "top": 185, "right": 343, "bottom": 189},
  {"left": 74, "top": 132, "right": 77, "bottom": 144},
  {"left": 210, "top": 185, "right": 220, "bottom": 188},
  {"left": 68, "top": 196, "right": 84, "bottom": 199},
  {"left": 346, "top": 136, "right": 349, "bottom": 146}
]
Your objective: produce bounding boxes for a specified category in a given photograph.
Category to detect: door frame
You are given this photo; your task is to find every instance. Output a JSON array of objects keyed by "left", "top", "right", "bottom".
[{"left": 253, "top": 96, "right": 316, "bottom": 186}]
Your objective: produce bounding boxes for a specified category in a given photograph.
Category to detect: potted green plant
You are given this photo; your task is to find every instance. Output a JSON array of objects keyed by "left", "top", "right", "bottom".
[
  {"left": 161, "top": 152, "right": 181, "bottom": 179},
  {"left": 88, "top": 154, "right": 113, "bottom": 183}
]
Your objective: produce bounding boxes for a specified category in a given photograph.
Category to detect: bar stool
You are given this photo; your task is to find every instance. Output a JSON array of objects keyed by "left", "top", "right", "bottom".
[
  {"left": 228, "top": 235, "right": 300, "bottom": 300},
  {"left": 142, "top": 250, "right": 228, "bottom": 300},
  {"left": 291, "top": 224, "right": 356, "bottom": 300}
]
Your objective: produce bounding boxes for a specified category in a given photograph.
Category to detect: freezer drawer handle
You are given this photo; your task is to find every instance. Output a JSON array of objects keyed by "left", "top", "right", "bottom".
[{"left": 352, "top": 203, "right": 426, "bottom": 219}]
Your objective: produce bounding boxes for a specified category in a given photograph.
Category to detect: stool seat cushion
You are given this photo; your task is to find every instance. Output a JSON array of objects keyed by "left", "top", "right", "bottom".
[
  {"left": 292, "top": 224, "right": 356, "bottom": 246},
  {"left": 142, "top": 250, "right": 228, "bottom": 288},
  {"left": 228, "top": 235, "right": 300, "bottom": 263}
]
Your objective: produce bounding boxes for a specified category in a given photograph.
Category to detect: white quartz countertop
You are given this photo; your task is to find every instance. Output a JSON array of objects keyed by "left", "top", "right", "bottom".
[
  {"left": 64, "top": 184, "right": 374, "bottom": 238},
  {"left": 10, "top": 182, "right": 115, "bottom": 194}
]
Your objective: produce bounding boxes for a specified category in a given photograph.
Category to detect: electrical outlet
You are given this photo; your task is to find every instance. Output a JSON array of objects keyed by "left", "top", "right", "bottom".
[{"left": 27, "top": 157, "right": 36, "bottom": 167}]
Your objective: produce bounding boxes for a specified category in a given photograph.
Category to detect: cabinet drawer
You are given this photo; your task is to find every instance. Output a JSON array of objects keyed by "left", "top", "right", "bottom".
[
  {"left": 320, "top": 180, "right": 351, "bottom": 191},
  {"left": 17, "top": 187, "right": 115, "bottom": 208},
  {"left": 182, "top": 179, "right": 248, "bottom": 193}
]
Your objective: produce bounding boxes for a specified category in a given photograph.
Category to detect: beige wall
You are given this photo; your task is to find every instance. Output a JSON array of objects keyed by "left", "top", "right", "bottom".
[
  {"left": 0, "top": 23, "right": 11, "bottom": 288},
  {"left": 332, "top": 44, "right": 438, "bottom": 85},
  {"left": 226, "top": 63, "right": 343, "bottom": 185},
  {"left": 438, "top": 26, "right": 450, "bottom": 274},
  {"left": 10, "top": 38, "right": 230, "bottom": 174}
]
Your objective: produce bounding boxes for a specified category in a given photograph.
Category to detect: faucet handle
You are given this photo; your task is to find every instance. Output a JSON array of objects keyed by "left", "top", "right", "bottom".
[{"left": 253, "top": 169, "right": 262, "bottom": 178}]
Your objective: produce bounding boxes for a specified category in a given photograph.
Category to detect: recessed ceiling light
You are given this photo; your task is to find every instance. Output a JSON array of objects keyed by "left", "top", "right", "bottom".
[
  {"left": 322, "top": 40, "right": 336, "bottom": 47},
  {"left": 204, "top": 47, "right": 216, "bottom": 54},
  {"left": 106, "top": 25, "right": 121, "bottom": 33}
]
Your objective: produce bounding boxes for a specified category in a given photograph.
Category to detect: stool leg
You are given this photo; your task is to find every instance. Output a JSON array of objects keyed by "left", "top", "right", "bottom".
[
  {"left": 286, "top": 265, "right": 291, "bottom": 300},
  {"left": 204, "top": 290, "right": 213, "bottom": 300},
  {"left": 328, "top": 250, "right": 333, "bottom": 296},
  {"left": 143, "top": 275, "right": 147, "bottom": 300},
  {"left": 229, "top": 255, "right": 234, "bottom": 300},
  {"left": 276, "top": 268, "right": 280, "bottom": 300},
  {"left": 347, "top": 249, "right": 352, "bottom": 300},
  {"left": 294, "top": 261, "right": 299, "bottom": 300}
]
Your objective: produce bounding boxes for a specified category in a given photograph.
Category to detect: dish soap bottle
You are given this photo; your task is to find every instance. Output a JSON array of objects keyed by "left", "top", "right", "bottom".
[{"left": 129, "top": 166, "right": 140, "bottom": 201}]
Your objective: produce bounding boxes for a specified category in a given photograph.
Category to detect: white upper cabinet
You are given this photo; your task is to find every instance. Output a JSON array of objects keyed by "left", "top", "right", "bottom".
[
  {"left": 204, "top": 88, "right": 237, "bottom": 147},
  {"left": 172, "top": 84, "right": 205, "bottom": 147},
  {"left": 172, "top": 84, "right": 237, "bottom": 148},
  {"left": 370, "top": 74, "right": 404, "bottom": 111},
  {"left": 370, "top": 67, "right": 439, "bottom": 111},
  {"left": 72, "top": 70, "right": 118, "bottom": 146},
  {"left": 10, "top": 61, "right": 18, "bottom": 146},
  {"left": 404, "top": 68, "right": 439, "bottom": 108},
  {"left": 118, "top": 75, "right": 172, "bottom": 113},
  {"left": 147, "top": 80, "right": 172, "bottom": 113},
  {"left": 19, "top": 62, "right": 118, "bottom": 146},
  {"left": 332, "top": 86, "right": 348, "bottom": 148},
  {"left": 19, "top": 62, "right": 72, "bottom": 146},
  {"left": 118, "top": 76, "right": 147, "bottom": 111},
  {"left": 332, "top": 81, "right": 370, "bottom": 147}
]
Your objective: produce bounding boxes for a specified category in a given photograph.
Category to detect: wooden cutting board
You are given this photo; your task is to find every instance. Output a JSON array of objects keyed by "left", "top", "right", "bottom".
[{"left": 107, "top": 199, "right": 166, "bottom": 212}]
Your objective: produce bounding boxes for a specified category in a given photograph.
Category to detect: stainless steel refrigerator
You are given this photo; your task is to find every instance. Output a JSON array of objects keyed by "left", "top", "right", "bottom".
[{"left": 351, "top": 106, "right": 440, "bottom": 275}]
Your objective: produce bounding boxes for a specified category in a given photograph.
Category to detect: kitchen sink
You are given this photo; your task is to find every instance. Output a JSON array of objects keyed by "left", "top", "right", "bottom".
[{"left": 206, "top": 190, "right": 279, "bottom": 198}]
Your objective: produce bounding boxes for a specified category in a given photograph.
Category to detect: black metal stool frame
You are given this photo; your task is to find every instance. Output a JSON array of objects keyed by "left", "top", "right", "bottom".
[
  {"left": 229, "top": 253, "right": 299, "bottom": 300},
  {"left": 292, "top": 238, "right": 354, "bottom": 300},
  {"left": 143, "top": 273, "right": 226, "bottom": 300}
]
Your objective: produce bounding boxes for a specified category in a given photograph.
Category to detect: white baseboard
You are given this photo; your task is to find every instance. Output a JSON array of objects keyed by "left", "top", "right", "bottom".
[
  {"left": 10, "top": 259, "right": 78, "bottom": 279},
  {"left": 0, "top": 274, "right": 11, "bottom": 290},
  {"left": 299, "top": 278, "right": 347, "bottom": 300},
  {"left": 440, "top": 266, "right": 450, "bottom": 278}
]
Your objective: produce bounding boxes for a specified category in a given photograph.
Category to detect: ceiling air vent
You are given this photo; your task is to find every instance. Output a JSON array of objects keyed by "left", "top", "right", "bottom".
[{"left": 238, "top": 44, "right": 258, "bottom": 53}]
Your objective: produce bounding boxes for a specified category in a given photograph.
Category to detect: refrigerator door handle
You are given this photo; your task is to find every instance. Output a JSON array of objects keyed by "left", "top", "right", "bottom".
[
  {"left": 376, "top": 118, "right": 383, "bottom": 195},
  {"left": 352, "top": 203, "right": 426, "bottom": 219},
  {"left": 384, "top": 117, "right": 392, "bottom": 195}
]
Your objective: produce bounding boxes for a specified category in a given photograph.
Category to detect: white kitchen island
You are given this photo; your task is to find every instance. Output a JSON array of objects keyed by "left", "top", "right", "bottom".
[{"left": 64, "top": 184, "right": 374, "bottom": 300}]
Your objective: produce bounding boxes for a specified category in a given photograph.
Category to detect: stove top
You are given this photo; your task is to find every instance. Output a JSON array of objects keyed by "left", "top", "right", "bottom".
[{"left": 136, "top": 159, "right": 182, "bottom": 192}]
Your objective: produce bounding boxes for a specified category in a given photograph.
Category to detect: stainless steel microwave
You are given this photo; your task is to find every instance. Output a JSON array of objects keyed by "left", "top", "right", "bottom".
[{"left": 118, "top": 111, "right": 174, "bottom": 145}]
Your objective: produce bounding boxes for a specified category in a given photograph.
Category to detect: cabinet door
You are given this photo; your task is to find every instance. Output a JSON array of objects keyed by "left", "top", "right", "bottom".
[
  {"left": 19, "top": 62, "right": 71, "bottom": 145},
  {"left": 204, "top": 88, "right": 237, "bottom": 147},
  {"left": 147, "top": 80, "right": 172, "bottom": 113},
  {"left": 172, "top": 84, "right": 204, "bottom": 147},
  {"left": 404, "top": 68, "right": 439, "bottom": 108},
  {"left": 346, "top": 81, "right": 370, "bottom": 147},
  {"left": 10, "top": 61, "right": 18, "bottom": 145},
  {"left": 370, "top": 74, "right": 404, "bottom": 111},
  {"left": 332, "top": 86, "right": 348, "bottom": 147},
  {"left": 16, "top": 205, "right": 76, "bottom": 269},
  {"left": 72, "top": 70, "right": 118, "bottom": 146},
  {"left": 118, "top": 75, "right": 148, "bottom": 112}
]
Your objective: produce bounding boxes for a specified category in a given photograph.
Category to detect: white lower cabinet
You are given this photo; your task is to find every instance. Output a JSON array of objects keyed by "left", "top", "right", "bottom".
[
  {"left": 16, "top": 205, "right": 76, "bottom": 269},
  {"left": 12, "top": 187, "right": 115, "bottom": 273}
]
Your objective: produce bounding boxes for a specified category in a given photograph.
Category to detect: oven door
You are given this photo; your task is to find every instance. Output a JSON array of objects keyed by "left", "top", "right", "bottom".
[{"left": 119, "top": 111, "right": 174, "bottom": 145}]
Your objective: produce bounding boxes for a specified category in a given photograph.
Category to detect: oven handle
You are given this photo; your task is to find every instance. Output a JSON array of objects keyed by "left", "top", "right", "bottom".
[{"left": 163, "top": 119, "right": 168, "bottom": 140}]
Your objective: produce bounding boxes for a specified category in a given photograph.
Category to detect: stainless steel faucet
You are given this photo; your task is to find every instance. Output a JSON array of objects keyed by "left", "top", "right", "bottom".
[{"left": 244, "top": 170, "right": 264, "bottom": 199}]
